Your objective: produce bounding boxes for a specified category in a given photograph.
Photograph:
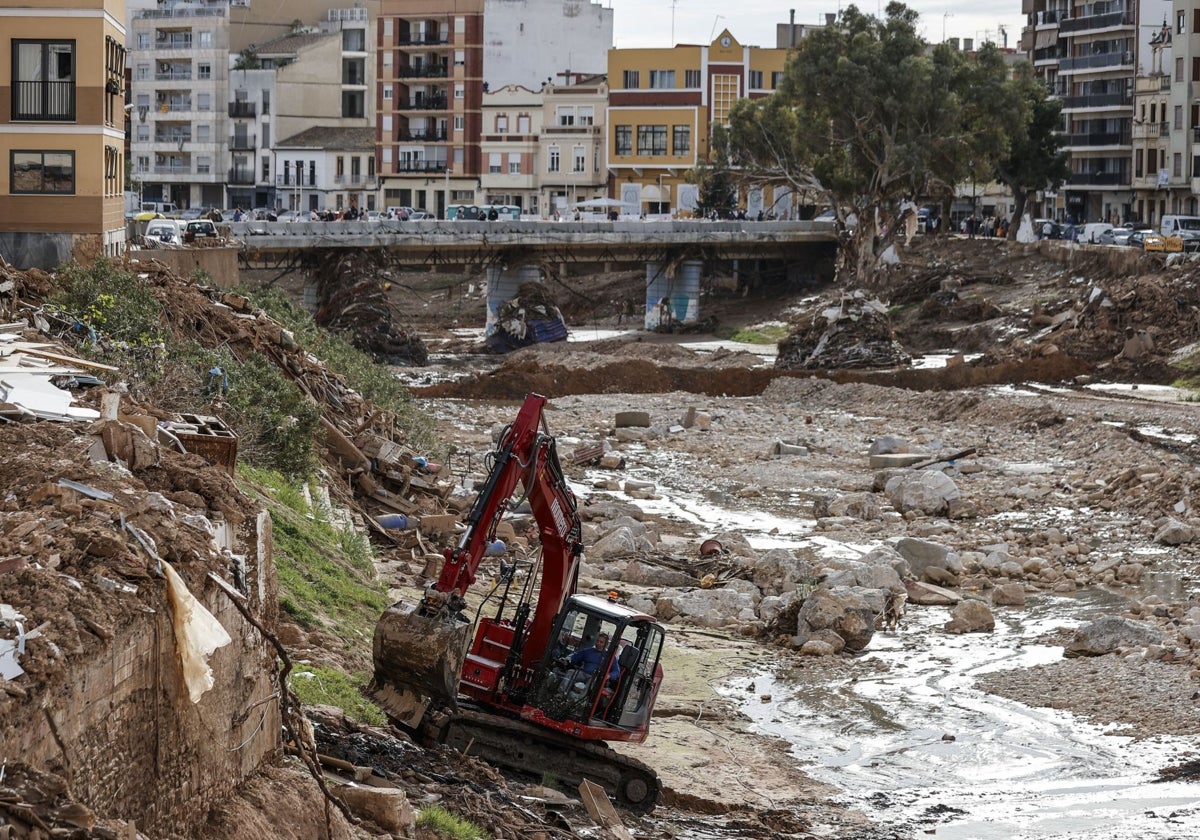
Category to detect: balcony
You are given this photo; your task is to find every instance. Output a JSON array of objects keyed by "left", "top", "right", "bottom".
[
  {"left": 1060, "top": 92, "right": 1131, "bottom": 109},
  {"left": 1058, "top": 12, "right": 1133, "bottom": 35},
  {"left": 392, "top": 160, "right": 448, "bottom": 173},
  {"left": 12, "top": 81, "right": 75, "bottom": 121},
  {"left": 154, "top": 131, "right": 192, "bottom": 144},
  {"left": 1034, "top": 47, "right": 1066, "bottom": 64},
  {"left": 1059, "top": 52, "right": 1133, "bottom": 73},
  {"left": 230, "top": 134, "right": 257, "bottom": 151},
  {"left": 228, "top": 168, "right": 256, "bottom": 185},
  {"left": 334, "top": 174, "right": 377, "bottom": 186},
  {"left": 397, "top": 34, "right": 449, "bottom": 46},
  {"left": 154, "top": 38, "right": 194, "bottom": 51},
  {"left": 1067, "top": 170, "right": 1129, "bottom": 186},
  {"left": 153, "top": 164, "right": 191, "bottom": 175},
  {"left": 156, "top": 100, "right": 193, "bottom": 112},
  {"left": 138, "top": 7, "right": 225, "bottom": 19},
  {"left": 155, "top": 70, "right": 192, "bottom": 81},
  {"left": 396, "top": 97, "right": 448, "bottom": 111},
  {"left": 275, "top": 174, "right": 316, "bottom": 187},
  {"left": 1134, "top": 122, "right": 1170, "bottom": 140},
  {"left": 397, "top": 65, "right": 448, "bottom": 78},
  {"left": 1034, "top": 10, "right": 1061, "bottom": 27},
  {"left": 1064, "top": 131, "right": 1130, "bottom": 147},
  {"left": 398, "top": 128, "right": 448, "bottom": 141},
  {"left": 229, "top": 101, "right": 257, "bottom": 118}
]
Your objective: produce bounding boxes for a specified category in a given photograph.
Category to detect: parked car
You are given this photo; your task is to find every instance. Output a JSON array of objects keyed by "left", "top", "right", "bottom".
[
  {"left": 1033, "top": 218, "right": 1062, "bottom": 239},
  {"left": 183, "top": 220, "right": 218, "bottom": 243},
  {"left": 1080, "top": 222, "right": 1113, "bottom": 245},
  {"left": 275, "top": 210, "right": 303, "bottom": 223},
  {"left": 408, "top": 209, "right": 433, "bottom": 221},
  {"left": 143, "top": 219, "right": 182, "bottom": 246},
  {"left": 365, "top": 210, "right": 383, "bottom": 223},
  {"left": 179, "top": 207, "right": 205, "bottom": 222},
  {"left": 1127, "top": 230, "right": 1166, "bottom": 250}
]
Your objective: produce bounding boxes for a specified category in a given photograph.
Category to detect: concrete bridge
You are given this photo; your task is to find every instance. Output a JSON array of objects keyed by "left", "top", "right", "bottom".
[{"left": 222, "top": 218, "right": 839, "bottom": 332}]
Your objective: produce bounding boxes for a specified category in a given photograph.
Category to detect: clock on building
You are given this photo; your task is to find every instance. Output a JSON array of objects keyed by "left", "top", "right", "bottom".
[{"left": 720, "top": 35, "right": 731, "bottom": 47}]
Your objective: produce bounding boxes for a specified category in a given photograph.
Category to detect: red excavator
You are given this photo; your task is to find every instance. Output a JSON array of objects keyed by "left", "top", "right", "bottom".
[{"left": 368, "top": 393, "right": 664, "bottom": 811}]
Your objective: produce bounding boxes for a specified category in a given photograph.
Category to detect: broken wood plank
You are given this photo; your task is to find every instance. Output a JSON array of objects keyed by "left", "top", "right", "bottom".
[
  {"left": 578, "top": 779, "right": 633, "bottom": 839},
  {"left": 914, "top": 447, "right": 977, "bottom": 470},
  {"left": 20, "top": 347, "right": 119, "bottom": 372}
]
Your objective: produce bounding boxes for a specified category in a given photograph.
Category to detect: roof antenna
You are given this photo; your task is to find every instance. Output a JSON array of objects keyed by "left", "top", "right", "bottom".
[{"left": 710, "top": 15, "right": 725, "bottom": 42}]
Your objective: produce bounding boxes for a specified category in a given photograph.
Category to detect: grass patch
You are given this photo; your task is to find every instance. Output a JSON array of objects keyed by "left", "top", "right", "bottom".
[
  {"left": 289, "top": 666, "right": 385, "bottom": 725},
  {"left": 416, "top": 806, "right": 487, "bottom": 840},
  {"left": 237, "top": 468, "right": 387, "bottom": 651},
  {"left": 727, "top": 323, "right": 791, "bottom": 344}
]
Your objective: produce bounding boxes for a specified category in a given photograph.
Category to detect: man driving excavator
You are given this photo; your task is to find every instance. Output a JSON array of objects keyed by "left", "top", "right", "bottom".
[{"left": 562, "top": 632, "right": 620, "bottom": 683}]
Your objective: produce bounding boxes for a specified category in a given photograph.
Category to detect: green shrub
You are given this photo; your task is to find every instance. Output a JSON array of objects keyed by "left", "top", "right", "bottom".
[
  {"left": 52, "top": 257, "right": 165, "bottom": 348},
  {"left": 416, "top": 806, "right": 487, "bottom": 840},
  {"left": 289, "top": 666, "right": 385, "bottom": 725},
  {"left": 728, "top": 323, "right": 791, "bottom": 344}
]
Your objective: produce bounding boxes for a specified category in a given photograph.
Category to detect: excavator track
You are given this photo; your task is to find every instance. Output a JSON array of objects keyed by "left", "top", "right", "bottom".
[{"left": 422, "top": 704, "right": 661, "bottom": 814}]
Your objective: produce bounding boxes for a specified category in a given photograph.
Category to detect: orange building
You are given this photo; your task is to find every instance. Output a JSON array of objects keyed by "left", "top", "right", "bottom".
[
  {"left": 0, "top": 0, "right": 126, "bottom": 268},
  {"left": 606, "top": 30, "right": 786, "bottom": 216}
]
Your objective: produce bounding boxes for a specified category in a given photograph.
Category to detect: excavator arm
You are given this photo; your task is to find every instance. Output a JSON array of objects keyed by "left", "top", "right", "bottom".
[{"left": 371, "top": 393, "right": 582, "bottom": 721}]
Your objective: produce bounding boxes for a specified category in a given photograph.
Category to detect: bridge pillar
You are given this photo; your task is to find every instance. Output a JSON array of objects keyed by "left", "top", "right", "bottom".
[
  {"left": 485, "top": 264, "right": 544, "bottom": 335},
  {"left": 645, "top": 260, "right": 702, "bottom": 330}
]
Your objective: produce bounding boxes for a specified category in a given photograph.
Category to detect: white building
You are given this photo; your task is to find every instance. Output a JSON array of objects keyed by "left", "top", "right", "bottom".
[
  {"left": 482, "top": 0, "right": 612, "bottom": 91},
  {"left": 274, "top": 126, "right": 378, "bottom": 213},
  {"left": 539, "top": 78, "right": 607, "bottom": 215}
]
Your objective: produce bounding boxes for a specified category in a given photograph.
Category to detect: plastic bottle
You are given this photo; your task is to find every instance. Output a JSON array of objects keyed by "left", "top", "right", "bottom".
[{"left": 376, "top": 514, "right": 410, "bottom": 530}]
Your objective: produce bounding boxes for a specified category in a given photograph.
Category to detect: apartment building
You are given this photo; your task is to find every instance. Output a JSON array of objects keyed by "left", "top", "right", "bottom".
[
  {"left": 1159, "top": 3, "right": 1200, "bottom": 220},
  {"left": 1022, "top": 1, "right": 1172, "bottom": 224},
  {"left": 0, "top": 0, "right": 127, "bottom": 268},
  {"left": 480, "top": 84, "right": 542, "bottom": 212},
  {"left": 539, "top": 79, "right": 608, "bottom": 215},
  {"left": 607, "top": 30, "right": 786, "bottom": 216},
  {"left": 128, "top": 0, "right": 230, "bottom": 210},
  {"left": 274, "top": 126, "right": 377, "bottom": 213}
]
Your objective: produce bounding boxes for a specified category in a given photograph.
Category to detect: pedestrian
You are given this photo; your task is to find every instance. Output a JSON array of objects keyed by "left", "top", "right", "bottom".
[{"left": 487, "top": 206, "right": 499, "bottom": 221}]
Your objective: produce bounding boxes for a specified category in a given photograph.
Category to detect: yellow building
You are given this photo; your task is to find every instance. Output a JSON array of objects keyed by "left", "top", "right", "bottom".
[
  {"left": 606, "top": 30, "right": 786, "bottom": 216},
  {"left": 0, "top": 0, "right": 127, "bottom": 268}
]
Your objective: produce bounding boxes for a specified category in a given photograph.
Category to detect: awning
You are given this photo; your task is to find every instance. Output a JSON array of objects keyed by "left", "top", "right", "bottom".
[{"left": 1035, "top": 29, "right": 1059, "bottom": 50}]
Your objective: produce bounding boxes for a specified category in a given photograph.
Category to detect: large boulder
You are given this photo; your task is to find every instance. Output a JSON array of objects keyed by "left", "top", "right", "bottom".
[
  {"left": 1065, "top": 616, "right": 1163, "bottom": 657},
  {"left": 656, "top": 587, "right": 759, "bottom": 628},
  {"left": 991, "top": 583, "right": 1027, "bottom": 607},
  {"left": 944, "top": 600, "right": 995, "bottom": 634},
  {"left": 824, "top": 561, "right": 905, "bottom": 594},
  {"left": 621, "top": 560, "right": 694, "bottom": 587},
  {"left": 750, "top": 548, "right": 816, "bottom": 595},
  {"left": 812, "top": 492, "right": 883, "bottom": 521},
  {"left": 885, "top": 471, "right": 960, "bottom": 515},
  {"left": 589, "top": 526, "right": 652, "bottom": 560},
  {"left": 1155, "top": 518, "right": 1196, "bottom": 546},
  {"left": 793, "top": 586, "right": 878, "bottom": 652},
  {"left": 893, "top": 537, "right": 962, "bottom": 583}
]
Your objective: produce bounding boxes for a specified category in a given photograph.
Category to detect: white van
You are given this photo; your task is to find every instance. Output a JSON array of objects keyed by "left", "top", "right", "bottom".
[
  {"left": 1160, "top": 215, "right": 1200, "bottom": 240},
  {"left": 1080, "top": 222, "right": 1113, "bottom": 244},
  {"left": 141, "top": 201, "right": 180, "bottom": 216}
]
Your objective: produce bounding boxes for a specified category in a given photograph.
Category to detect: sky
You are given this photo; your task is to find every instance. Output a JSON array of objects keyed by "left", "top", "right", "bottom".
[{"left": 605, "top": 1, "right": 1026, "bottom": 52}]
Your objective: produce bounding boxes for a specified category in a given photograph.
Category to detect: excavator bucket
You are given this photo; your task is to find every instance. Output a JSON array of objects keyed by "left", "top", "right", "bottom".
[{"left": 368, "top": 601, "right": 472, "bottom": 728}]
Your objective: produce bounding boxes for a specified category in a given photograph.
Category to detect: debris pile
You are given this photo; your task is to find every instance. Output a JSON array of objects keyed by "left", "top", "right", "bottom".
[
  {"left": 486, "top": 281, "right": 568, "bottom": 353},
  {"left": 309, "top": 250, "right": 428, "bottom": 366},
  {"left": 0, "top": 763, "right": 139, "bottom": 839},
  {"left": 775, "top": 292, "right": 912, "bottom": 370}
]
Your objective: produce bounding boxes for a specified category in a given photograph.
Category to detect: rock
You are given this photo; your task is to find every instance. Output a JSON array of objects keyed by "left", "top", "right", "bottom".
[
  {"left": 905, "top": 580, "right": 961, "bottom": 606},
  {"left": 861, "top": 545, "right": 911, "bottom": 579},
  {"left": 621, "top": 560, "right": 694, "bottom": 587},
  {"left": 945, "top": 600, "right": 995, "bottom": 634},
  {"left": 794, "top": 586, "right": 878, "bottom": 652},
  {"left": 924, "top": 565, "right": 959, "bottom": 586},
  {"left": 335, "top": 785, "right": 415, "bottom": 834},
  {"left": 824, "top": 561, "right": 904, "bottom": 594},
  {"left": 1065, "top": 616, "right": 1163, "bottom": 657},
  {"left": 614, "top": 410, "right": 651, "bottom": 428},
  {"left": 758, "top": 592, "right": 799, "bottom": 625},
  {"left": 1155, "top": 518, "right": 1196, "bottom": 545},
  {"left": 656, "top": 588, "right": 759, "bottom": 628},
  {"left": 884, "top": 471, "right": 961, "bottom": 515},
  {"left": 991, "top": 583, "right": 1026, "bottom": 607},
  {"left": 614, "top": 427, "right": 647, "bottom": 442},
  {"left": 814, "top": 492, "right": 882, "bottom": 521},
  {"left": 589, "top": 526, "right": 650, "bottom": 560},
  {"left": 750, "top": 549, "right": 815, "bottom": 595},
  {"left": 868, "top": 435, "right": 910, "bottom": 456},
  {"left": 800, "top": 639, "right": 838, "bottom": 657},
  {"left": 622, "top": 478, "right": 657, "bottom": 499},
  {"left": 893, "top": 537, "right": 962, "bottom": 581}
]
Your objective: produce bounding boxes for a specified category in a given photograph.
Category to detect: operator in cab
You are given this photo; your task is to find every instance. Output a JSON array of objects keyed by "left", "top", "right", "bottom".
[{"left": 562, "top": 632, "right": 619, "bottom": 684}]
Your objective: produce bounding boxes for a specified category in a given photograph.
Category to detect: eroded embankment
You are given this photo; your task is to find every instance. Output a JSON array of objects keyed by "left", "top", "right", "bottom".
[{"left": 413, "top": 353, "right": 1094, "bottom": 401}]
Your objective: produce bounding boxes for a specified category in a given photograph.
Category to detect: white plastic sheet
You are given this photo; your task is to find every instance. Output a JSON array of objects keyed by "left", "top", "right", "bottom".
[{"left": 162, "top": 559, "right": 232, "bottom": 703}]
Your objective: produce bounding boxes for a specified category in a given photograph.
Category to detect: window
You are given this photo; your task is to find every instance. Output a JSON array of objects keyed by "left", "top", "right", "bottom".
[
  {"left": 384, "top": 86, "right": 393, "bottom": 100},
  {"left": 343, "top": 29, "right": 366, "bottom": 52},
  {"left": 1176, "top": 105, "right": 1184, "bottom": 130},
  {"left": 309, "top": 160, "right": 316, "bottom": 185},
  {"left": 685, "top": 69, "right": 701, "bottom": 88},
  {"left": 137, "top": 33, "right": 150, "bottom": 50},
  {"left": 198, "top": 93, "right": 211, "bottom": 110},
  {"left": 1179, "top": 12, "right": 1186, "bottom": 35},
  {"left": 455, "top": 49, "right": 465, "bottom": 66},
  {"left": 136, "top": 63, "right": 150, "bottom": 81},
  {"left": 198, "top": 62, "right": 211, "bottom": 80},
  {"left": 136, "top": 155, "right": 149, "bottom": 173},
  {"left": 749, "top": 70, "right": 763, "bottom": 89},
  {"left": 517, "top": 115, "right": 530, "bottom": 133},
  {"left": 336, "top": 155, "right": 345, "bottom": 179},
  {"left": 649, "top": 70, "right": 675, "bottom": 88},
  {"left": 196, "top": 156, "right": 211, "bottom": 174},
  {"left": 1177, "top": 57, "right": 1185, "bottom": 83},
  {"left": 496, "top": 114, "right": 508, "bottom": 133},
  {"left": 1195, "top": 9, "right": 1200, "bottom": 33},
  {"left": 351, "top": 156, "right": 361, "bottom": 181},
  {"left": 12, "top": 41, "right": 76, "bottom": 121},
  {"left": 557, "top": 106, "right": 575, "bottom": 126},
  {"left": 454, "top": 115, "right": 464, "bottom": 131},
  {"left": 489, "top": 152, "right": 502, "bottom": 173},
  {"left": 573, "top": 146, "right": 585, "bottom": 173},
  {"left": 622, "top": 69, "right": 640, "bottom": 88},
  {"left": 615, "top": 125, "right": 632, "bottom": 155},
  {"left": 771, "top": 71, "right": 783, "bottom": 88},
  {"left": 342, "top": 90, "right": 365, "bottom": 118},
  {"left": 637, "top": 125, "right": 668, "bottom": 155},
  {"left": 1135, "top": 148, "right": 1143, "bottom": 179},
  {"left": 383, "top": 18, "right": 393, "bottom": 38},
  {"left": 136, "top": 124, "right": 149, "bottom": 142},
  {"left": 261, "top": 155, "right": 270, "bottom": 180},
  {"left": 198, "top": 31, "right": 212, "bottom": 48},
  {"left": 548, "top": 146, "right": 561, "bottom": 172},
  {"left": 197, "top": 124, "right": 210, "bottom": 142},
  {"left": 578, "top": 106, "right": 594, "bottom": 126},
  {"left": 104, "top": 145, "right": 120, "bottom": 196},
  {"left": 10, "top": 150, "right": 74, "bottom": 193},
  {"left": 1194, "top": 57, "right": 1200, "bottom": 82},
  {"left": 383, "top": 50, "right": 393, "bottom": 68},
  {"left": 454, "top": 84, "right": 464, "bottom": 99},
  {"left": 673, "top": 124, "right": 690, "bottom": 155},
  {"left": 1174, "top": 152, "right": 1183, "bottom": 178},
  {"left": 508, "top": 153, "right": 521, "bottom": 174},
  {"left": 368, "top": 155, "right": 375, "bottom": 178},
  {"left": 711, "top": 74, "right": 739, "bottom": 124}
]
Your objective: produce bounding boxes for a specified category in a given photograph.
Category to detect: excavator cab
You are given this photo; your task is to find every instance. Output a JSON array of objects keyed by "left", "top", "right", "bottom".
[{"left": 532, "top": 595, "right": 664, "bottom": 737}]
